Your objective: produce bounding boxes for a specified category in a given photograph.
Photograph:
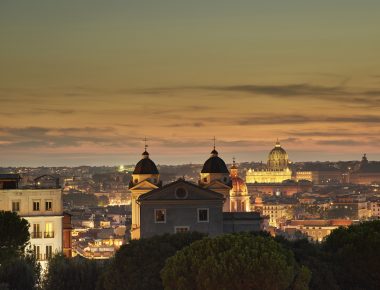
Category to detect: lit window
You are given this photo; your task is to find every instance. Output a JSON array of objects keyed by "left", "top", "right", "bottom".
[
  {"left": 154, "top": 209, "right": 166, "bottom": 223},
  {"left": 12, "top": 201, "right": 20, "bottom": 212},
  {"left": 33, "top": 201, "right": 40, "bottom": 211},
  {"left": 45, "top": 200, "right": 53, "bottom": 211},
  {"left": 198, "top": 208, "right": 209, "bottom": 222},
  {"left": 45, "top": 222, "right": 54, "bottom": 238},
  {"left": 175, "top": 226, "right": 189, "bottom": 233}
]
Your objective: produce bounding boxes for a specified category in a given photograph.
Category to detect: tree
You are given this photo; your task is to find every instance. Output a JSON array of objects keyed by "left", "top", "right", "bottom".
[
  {"left": 0, "top": 255, "right": 41, "bottom": 290},
  {"left": 98, "top": 232, "right": 205, "bottom": 290},
  {"left": 322, "top": 220, "right": 380, "bottom": 290},
  {"left": 161, "top": 233, "right": 310, "bottom": 290},
  {"left": 275, "top": 237, "right": 339, "bottom": 290},
  {"left": 0, "top": 211, "right": 30, "bottom": 262},
  {"left": 44, "top": 254, "right": 106, "bottom": 290},
  {"left": 0, "top": 211, "right": 40, "bottom": 290}
]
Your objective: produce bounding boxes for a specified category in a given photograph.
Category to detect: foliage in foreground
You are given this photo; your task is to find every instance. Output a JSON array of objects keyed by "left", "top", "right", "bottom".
[
  {"left": 43, "top": 254, "right": 107, "bottom": 290},
  {"left": 0, "top": 254, "right": 41, "bottom": 290},
  {"left": 98, "top": 232, "right": 206, "bottom": 290},
  {"left": 161, "top": 233, "right": 311, "bottom": 290},
  {"left": 323, "top": 220, "right": 380, "bottom": 290},
  {"left": 0, "top": 211, "right": 30, "bottom": 261},
  {"left": 0, "top": 211, "right": 40, "bottom": 290}
]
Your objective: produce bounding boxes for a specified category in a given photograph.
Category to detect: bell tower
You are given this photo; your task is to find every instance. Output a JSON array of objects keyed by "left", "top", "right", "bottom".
[{"left": 129, "top": 139, "right": 161, "bottom": 239}]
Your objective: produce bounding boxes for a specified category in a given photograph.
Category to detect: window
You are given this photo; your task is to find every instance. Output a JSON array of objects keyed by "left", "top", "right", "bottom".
[
  {"left": 45, "top": 245, "right": 53, "bottom": 260},
  {"left": 33, "top": 245, "right": 41, "bottom": 260},
  {"left": 175, "top": 187, "right": 188, "bottom": 199},
  {"left": 203, "top": 177, "right": 207, "bottom": 182},
  {"left": 32, "top": 224, "right": 41, "bottom": 238},
  {"left": 175, "top": 226, "right": 189, "bottom": 233},
  {"left": 154, "top": 209, "right": 166, "bottom": 223},
  {"left": 44, "top": 222, "right": 54, "bottom": 238},
  {"left": 12, "top": 201, "right": 20, "bottom": 212},
  {"left": 45, "top": 200, "right": 53, "bottom": 211},
  {"left": 33, "top": 200, "right": 40, "bottom": 211},
  {"left": 198, "top": 208, "right": 209, "bottom": 222}
]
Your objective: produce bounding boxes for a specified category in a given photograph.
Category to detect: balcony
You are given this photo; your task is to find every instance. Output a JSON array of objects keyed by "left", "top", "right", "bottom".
[
  {"left": 44, "top": 231, "right": 55, "bottom": 238},
  {"left": 31, "top": 232, "right": 42, "bottom": 239},
  {"left": 34, "top": 254, "right": 53, "bottom": 261}
]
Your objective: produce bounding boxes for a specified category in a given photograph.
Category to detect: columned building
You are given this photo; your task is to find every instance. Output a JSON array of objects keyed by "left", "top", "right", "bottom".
[{"left": 246, "top": 140, "right": 292, "bottom": 184}]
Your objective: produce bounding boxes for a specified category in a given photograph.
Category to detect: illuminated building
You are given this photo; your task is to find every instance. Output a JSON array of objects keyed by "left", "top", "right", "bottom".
[
  {"left": 260, "top": 199, "right": 295, "bottom": 228},
  {"left": 281, "top": 219, "right": 352, "bottom": 242},
  {"left": 0, "top": 174, "right": 64, "bottom": 267},
  {"left": 246, "top": 140, "right": 292, "bottom": 184},
  {"left": 247, "top": 180, "right": 312, "bottom": 197},
  {"left": 349, "top": 154, "right": 380, "bottom": 185},
  {"left": 329, "top": 194, "right": 370, "bottom": 220},
  {"left": 228, "top": 159, "right": 250, "bottom": 212},
  {"left": 129, "top": 147, "right": 161, "bottom": 240},
  {"left": 368, "top": 198, "right": 380, "bottom": 219},
  {"left": 295, "top": 164, "right": 343, "bottom": 184}
]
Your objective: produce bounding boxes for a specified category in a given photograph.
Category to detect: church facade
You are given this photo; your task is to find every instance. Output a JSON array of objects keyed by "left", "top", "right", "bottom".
[
  {"left": 246, "top": 141, "right": 292, "bottom": 184},
  {"left": 129, "top": 146, "right": 265, "bottom": 239}
]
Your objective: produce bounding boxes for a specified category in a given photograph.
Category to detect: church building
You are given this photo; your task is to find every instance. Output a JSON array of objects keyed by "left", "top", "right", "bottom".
[
  {"left": 130, "top": 145, "right": 265, "bottom": 239},
  {"left": 246, "top": 140, "right": 292, "bottom": 184}
]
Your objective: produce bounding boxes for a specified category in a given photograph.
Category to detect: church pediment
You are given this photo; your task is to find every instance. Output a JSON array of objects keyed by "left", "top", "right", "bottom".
[
  {"left": 130, "top": 180, "right": 159, "bottom": 191},
  {"left": 138, "top": 179, "right": 224, "bottom": 201},
  {"left": 203, "top": 180, "right": 232, "bottom": 190}
]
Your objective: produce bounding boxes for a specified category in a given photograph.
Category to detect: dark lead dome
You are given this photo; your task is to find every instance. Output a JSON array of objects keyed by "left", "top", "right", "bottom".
[
  {"left": 133, "top": 151, "right": 159, "bottom": 174},
  {"left": 201, "top": 149, "right": 229, "bottom": 174}
]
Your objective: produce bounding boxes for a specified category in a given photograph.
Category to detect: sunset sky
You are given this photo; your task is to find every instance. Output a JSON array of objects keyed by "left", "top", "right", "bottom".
[{"left": 1, "top": 1, "right": 380, "bottom": 166}]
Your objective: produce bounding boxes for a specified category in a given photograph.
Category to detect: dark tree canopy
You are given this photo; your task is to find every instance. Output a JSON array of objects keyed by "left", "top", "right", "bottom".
[
  {"left": 0, "top": 256, "right": 41, "bottom": 290},
  {"left": 161, "top": 233, "right": 310, "bottom": 290},
  {"left": 322, "top": 220, "right": 380, "bottom": 290},
  {"left": 275, "top": 237, "right": 340, "bottom": 290},
  {"left": 0, "top": 211, "right": 30, "bottom": 261},
  {"left": 44, "top": 254, "right": 106, "bottom": 290},
  {"left": 98, "top": 232, "right": 206, "bottom": 290}
]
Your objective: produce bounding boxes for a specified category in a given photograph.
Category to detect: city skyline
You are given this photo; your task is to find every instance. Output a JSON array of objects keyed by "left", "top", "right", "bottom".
[{"left": 1, "top": 1, "right": 380, "bottom": 166}]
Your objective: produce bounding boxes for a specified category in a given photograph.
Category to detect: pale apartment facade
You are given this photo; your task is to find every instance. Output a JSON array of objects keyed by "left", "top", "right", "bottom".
[{"left": 0, "top": 174, "right": 63, "bottom": 267}]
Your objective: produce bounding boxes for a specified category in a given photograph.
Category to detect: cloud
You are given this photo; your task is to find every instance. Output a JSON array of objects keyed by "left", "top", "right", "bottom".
[
  {"left": 0, "top": 127, "right": 127, "bottom": 149},
  {"left": 203, "top": 83, "right": 344, "bottom": 97}
]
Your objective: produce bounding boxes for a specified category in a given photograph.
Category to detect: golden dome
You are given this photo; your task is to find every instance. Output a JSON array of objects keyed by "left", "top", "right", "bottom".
[{"left": 267, "top": 140, "right": 289, "bottom": 170}]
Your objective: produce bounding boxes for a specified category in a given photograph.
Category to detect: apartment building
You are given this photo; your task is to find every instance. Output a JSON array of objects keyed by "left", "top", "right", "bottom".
[{"left": 0, "top": 174, "right": 63, "bottom": 267}]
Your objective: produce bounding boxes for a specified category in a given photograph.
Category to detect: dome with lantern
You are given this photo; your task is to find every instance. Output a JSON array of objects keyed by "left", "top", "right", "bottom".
[
  {"left": 267, "top": 140, "right": 289, "bottom": 170},
  {"left": 230, "top": 159, "right": 248, "bottom": 196}
]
